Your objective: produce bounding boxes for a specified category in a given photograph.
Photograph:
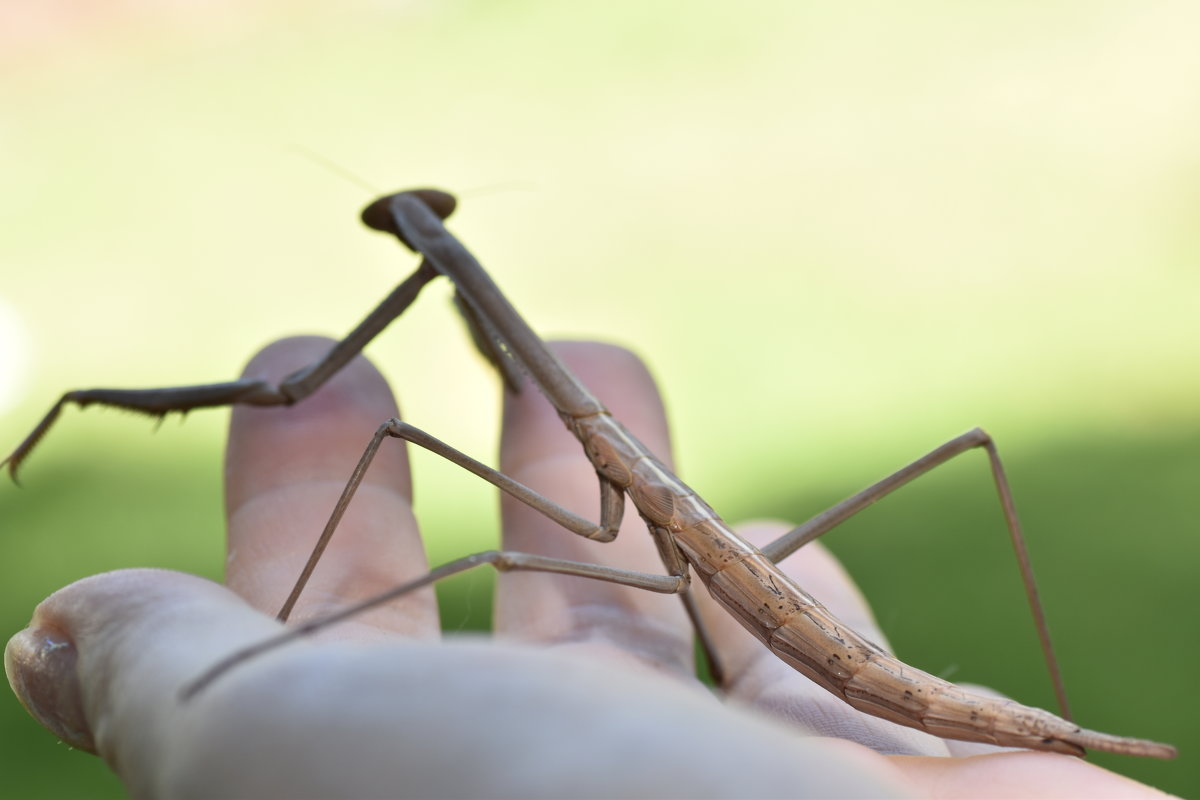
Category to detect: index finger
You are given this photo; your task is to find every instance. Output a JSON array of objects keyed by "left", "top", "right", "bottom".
[{"left": 224, "top": 336, "right": 438, "bottom": 641}]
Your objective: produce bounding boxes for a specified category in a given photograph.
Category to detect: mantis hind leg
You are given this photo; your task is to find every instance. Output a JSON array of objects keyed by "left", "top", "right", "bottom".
[{"left": 759, "top": 427, "right": 1071, "bottom": 721}]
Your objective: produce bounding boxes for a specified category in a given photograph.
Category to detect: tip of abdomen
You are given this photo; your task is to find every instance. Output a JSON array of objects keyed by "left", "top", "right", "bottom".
[{"left": 1065, "top": 728, "right": 1178, "bottom": 760}]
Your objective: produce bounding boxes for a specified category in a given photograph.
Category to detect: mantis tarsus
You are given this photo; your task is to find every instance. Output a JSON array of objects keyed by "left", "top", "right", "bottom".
[{"left": 4, "top": 188, "right": 1177, "bottom": 760}]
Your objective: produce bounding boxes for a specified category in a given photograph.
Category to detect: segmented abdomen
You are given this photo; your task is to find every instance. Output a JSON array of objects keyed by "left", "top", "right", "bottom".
[{"left": 673, "top": 518, "right": 1091, "bottom": 755}]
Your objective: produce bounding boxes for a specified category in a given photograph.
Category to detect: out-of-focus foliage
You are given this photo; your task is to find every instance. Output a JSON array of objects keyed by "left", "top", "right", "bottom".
[{"left": 1, "top": 2, "right": 1195, "bottom": 796}]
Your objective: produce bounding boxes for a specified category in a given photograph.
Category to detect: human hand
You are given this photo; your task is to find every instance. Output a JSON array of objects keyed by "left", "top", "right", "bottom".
[{"left": 5, "top": 337, "right": 1172, "bottom": 798}]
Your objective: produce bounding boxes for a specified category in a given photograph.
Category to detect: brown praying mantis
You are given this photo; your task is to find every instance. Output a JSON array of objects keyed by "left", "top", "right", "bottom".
[{"left": 4, "top": 189, "right": 1176, "bottom": 759}]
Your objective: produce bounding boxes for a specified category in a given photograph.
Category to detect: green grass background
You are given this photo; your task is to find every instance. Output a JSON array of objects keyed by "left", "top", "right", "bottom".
[{"left": 1, "top": 1, "right": 1196, "bottom": 796}]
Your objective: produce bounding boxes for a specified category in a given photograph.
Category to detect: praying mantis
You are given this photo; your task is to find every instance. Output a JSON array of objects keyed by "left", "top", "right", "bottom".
[{"left": 4, "top": 189, "right": 1176, "bottom": 760}]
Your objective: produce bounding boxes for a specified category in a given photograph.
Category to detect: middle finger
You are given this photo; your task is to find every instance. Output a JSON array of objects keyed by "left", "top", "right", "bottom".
[{"left": 493, "top": 341, "right": 695, "bottom": 680}]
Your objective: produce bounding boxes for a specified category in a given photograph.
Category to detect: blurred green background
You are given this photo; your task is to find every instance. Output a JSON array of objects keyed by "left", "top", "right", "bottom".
[{"left": 1, "top": 1, "right": 1196, "bottom": 796}]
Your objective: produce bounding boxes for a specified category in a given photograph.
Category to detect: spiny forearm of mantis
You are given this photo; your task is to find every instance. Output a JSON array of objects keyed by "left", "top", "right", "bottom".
[{"left": 4, "top": 189, "right": 1177, "bottom": 761}]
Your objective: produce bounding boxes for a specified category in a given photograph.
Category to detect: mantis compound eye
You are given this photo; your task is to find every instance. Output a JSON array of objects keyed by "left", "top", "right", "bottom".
[{"left": 361, "top": 188, "right": 458, "bottom": 249}]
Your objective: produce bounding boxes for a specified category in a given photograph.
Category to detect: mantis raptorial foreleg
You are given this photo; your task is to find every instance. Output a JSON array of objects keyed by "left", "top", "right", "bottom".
[
  {"left": 2, "top": 258, "right": 440, "bottom": 482},
  {"left": 4, "top": 188, "right": 457, "bottom": 482},
  {"left": 759, "top": 427, "right": 1071, "bottom": 720}
]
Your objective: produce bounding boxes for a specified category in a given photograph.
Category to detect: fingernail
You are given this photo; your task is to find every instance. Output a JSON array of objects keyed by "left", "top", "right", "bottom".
[{"left": 4, "top": 626, "right": 95, "bottom": 753}]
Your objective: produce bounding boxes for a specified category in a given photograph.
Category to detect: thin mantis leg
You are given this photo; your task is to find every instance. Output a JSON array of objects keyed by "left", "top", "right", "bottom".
[
  {"left": 648, "top": 524, "right": 726, "bottom": 685},
  {"left": 277, "top": 417, "right": 629, "bottom": 621},
  {"left": 185, "top": 548, "right": 689, "bottom": 701},
  {"left": 759, "top": 427, "right": 1071, "bottom": 721},
  {"left": 275, "top": 413, "right": 729, "bottom": 683},
  {"left": 453, "top": 290, "right": 525, "bottom": 393},
  {"left": 269, "top": 259, "right": 438, "bottom": 401},
  {"left": 2, "top": 259, "right": 441, "bottom": 481},
  {"left": 397, "top": 392, "right": 729, "bottom": 685}
]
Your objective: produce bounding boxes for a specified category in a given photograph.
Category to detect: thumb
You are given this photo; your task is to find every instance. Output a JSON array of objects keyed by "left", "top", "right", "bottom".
[{"left": 5, "top": 569, "right": 278, "bottom": 788}]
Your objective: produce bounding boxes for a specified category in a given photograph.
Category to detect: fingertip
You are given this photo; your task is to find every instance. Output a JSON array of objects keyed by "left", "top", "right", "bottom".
[
  {"left": 6, "top": 570, "right": 270, "bottom": 761},
  {"left": 6, "top": 621, "right": 90, "bottom": 752},
  {"left": 227, "top": 336, "right": 410, "bottom": 512}
]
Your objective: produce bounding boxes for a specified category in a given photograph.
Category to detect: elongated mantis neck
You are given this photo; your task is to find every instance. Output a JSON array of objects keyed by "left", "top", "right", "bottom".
[{"left": 368, "top": 191, "right": 607, "bottom": 420}]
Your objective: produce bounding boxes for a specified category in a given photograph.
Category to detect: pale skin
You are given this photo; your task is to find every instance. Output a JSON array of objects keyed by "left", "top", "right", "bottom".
[{"left": 5, "top": 337, "right": 1174, "bottom": 799}]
